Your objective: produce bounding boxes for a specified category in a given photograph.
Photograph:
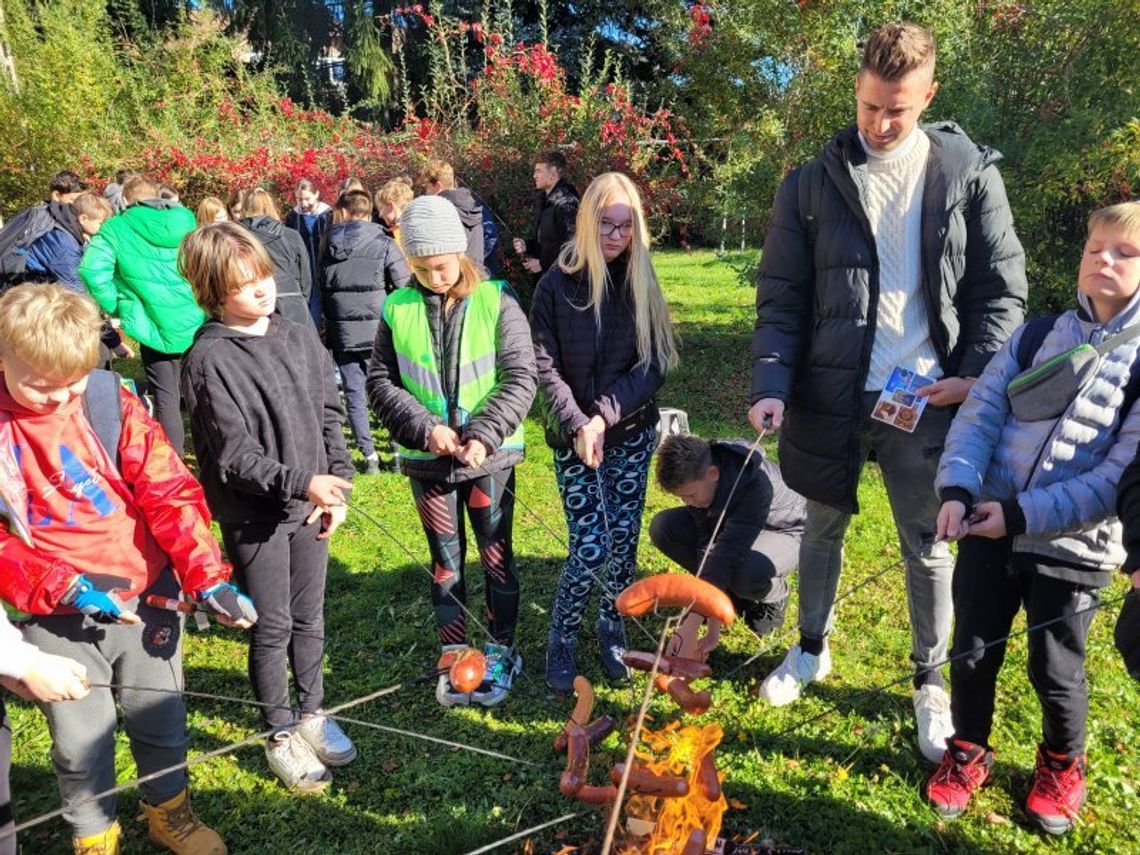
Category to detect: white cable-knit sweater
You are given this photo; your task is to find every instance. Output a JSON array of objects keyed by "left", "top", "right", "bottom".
[{"left": 859, "top": 128, "right": 941, "bottom": 390}]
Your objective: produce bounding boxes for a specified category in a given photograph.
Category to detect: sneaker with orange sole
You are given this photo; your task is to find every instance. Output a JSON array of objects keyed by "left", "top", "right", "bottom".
[
  {"left": 1025, "top": 745, "right": 1086, "bottom": 835},
  {"left": 925, "top": 738, "right": 994, "bottom": 819}
]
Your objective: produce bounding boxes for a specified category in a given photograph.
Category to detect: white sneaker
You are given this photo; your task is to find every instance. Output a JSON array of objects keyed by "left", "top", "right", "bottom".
[
  {"left": 913, "top": 684, "right": 954, "bottom": 764},
  {"left": 436, "top": 643, "right": 473, "bottom": 707},
  {"left": 265, "top": 730, "right": 332, "bottom": 793},
  {"left": 757, "top": 643, "right": 832, "bottom": 707},
  {"left": 296, "top": 712, "right": 357, "bottom": 767}
]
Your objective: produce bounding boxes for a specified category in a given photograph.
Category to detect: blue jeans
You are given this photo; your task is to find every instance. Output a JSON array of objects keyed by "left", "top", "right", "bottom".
[
  {"left": 550, "top": 426, "right": 656, "bottom": 640},
  {"left": 797, "top": 392, "right": 954, "bottom": 688},
  {"left": 335, "top": 352, "right": 375, "bottom": 457}
]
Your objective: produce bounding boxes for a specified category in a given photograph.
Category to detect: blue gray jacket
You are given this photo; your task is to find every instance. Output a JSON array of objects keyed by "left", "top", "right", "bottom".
[{"left": 936, "top": 291, "right": 1140, "bottom": 580}]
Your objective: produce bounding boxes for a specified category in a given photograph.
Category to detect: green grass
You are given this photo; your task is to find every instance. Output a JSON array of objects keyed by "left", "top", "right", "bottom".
[{"left": 9, "top": 250, "right": 1140, "bottom": 854}]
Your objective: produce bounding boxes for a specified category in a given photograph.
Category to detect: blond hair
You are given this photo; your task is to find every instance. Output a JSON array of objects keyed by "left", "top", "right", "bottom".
[
  {"left": 179, "top": 222, "right": 274, "bottom": 319},
  {"left": 860, "top": 22, "right": 936, "bottom": 81},
  {"left": 243, "top": 188, "right": 281, "bottom": 221},
  {"left": 406, "top": 253, "right": 484, "bottom": 302},
  {"left": 1089, "top": 201, "right": 1140, "bottom": 238},
  {"left": 0, "top": 283, "right": 101, "bottom": 378},
  {"left": 196, "top": 196, "right": 228, "bottom": 226},
  {"left": 375, "top": 178, "right": 415, "bottom": 209},
  {"left": 557, "top": 172, "right": 677, "bottom": 373},
  {"left": 71, "top": 192, "right": 113, "bottom": 222},
  {"left": 419, "top": 159, "right": 455, "bottom": 191},
  {"left": 122, "top": 175, "right": 159, "bottom": 204}
]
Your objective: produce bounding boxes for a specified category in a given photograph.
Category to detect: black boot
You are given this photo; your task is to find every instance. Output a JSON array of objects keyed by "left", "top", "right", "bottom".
[{"left": 744, "top": 597, "right": 788, "bottom": 637}]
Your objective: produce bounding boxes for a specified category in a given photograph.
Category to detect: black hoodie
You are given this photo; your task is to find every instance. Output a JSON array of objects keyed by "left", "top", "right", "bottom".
[
  {"left": 181, "top": 316, "right": 354, "bottom": 524},
  {"left": 439, "top": 188, "right": 485, "bottom": 267},
  {"left": 240, "top": 215, "right": 313, "bottom": 328}
]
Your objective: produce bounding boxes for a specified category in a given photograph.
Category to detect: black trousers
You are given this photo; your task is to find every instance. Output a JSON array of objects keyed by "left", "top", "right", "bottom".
[
  {"left": 1, "top": 698, "right": 12, "bottom": 855},
  {"left": 648, "top": 507, "right": 799, "bottom": 607},
  {"left": 221, "top": 518, "right": 329, "bottom": 730},
  {"left": 140, "top": 345, "right": 185, "bottom": 457},
  {"left": 950, "top": 536, "right": 1099, "bottom": 754}
]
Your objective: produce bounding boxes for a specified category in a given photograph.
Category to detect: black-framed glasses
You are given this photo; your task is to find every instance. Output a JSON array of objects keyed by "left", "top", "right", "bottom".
[{"left": 599, "top": 220, "right": 634, "bottom": 237}]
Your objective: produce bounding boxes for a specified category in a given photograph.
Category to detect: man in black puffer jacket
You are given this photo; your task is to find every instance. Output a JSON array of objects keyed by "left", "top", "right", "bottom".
[
  {"left": 748, "top": 23, "right": 1027, "bottom": 765},
  {"left": 321, "top": 189, "right": 412, "bottom": 473},
  {"left": 513, "top": 150, "right": 579, "bottom": 279}
]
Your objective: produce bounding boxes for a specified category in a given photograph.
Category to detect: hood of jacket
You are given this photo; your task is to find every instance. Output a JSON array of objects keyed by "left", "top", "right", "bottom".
[
  {"left": 46, "top": 201, "right": 85, "bottom": 245},
  {"left": 325, "top": 220, "right": 388, "bottom": 262},
  {"left": 440, "top": 188, "right": 483, "bottom": 228},
  {"left": 241, "top": 215, "right": 286, "bottom": 243},
  {"left": 292, "top": 201, "right": 332, "bottom": 218},
  {"left": 119, "top": 202, "right": 196, "bottom": 248}
]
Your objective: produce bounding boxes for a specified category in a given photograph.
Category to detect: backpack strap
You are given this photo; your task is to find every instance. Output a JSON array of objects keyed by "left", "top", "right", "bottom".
[
  {"left": 796, "top": 158, "right": 824, "bottom": 245},
  {"left": 1014, "top": 314, "right": 1061, "bottom": 371},
  {"left": 81, "top": 369, "right": 123, "bottom": 469}
]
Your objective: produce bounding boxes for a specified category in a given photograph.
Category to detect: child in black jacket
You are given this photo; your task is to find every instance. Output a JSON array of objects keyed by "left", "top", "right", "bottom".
[{"left": 180, "top": 222, "right": 358, "bottom": 794}]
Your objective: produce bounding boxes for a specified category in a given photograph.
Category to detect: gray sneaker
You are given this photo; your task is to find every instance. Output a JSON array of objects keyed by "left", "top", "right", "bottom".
[
  {"left": 436, "top": 643, "right": 473, "bottom": 707},
  {"left": 265, "top": 730, "right": 332, "bottom": 793},
  {"left": 471, "top": 643, "right": 522, "bottom": 707},
  {"left": 296, "top": 712, "right": 357, "bottom": 767}
]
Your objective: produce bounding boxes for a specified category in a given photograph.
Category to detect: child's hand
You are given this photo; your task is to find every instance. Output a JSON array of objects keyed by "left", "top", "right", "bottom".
[
  {"left": 454, "top": 439, "right": 488, "bottom": 469},
  {"left": 195, "top": 582, "right": 258, "bottom": 629},
  {"left": 63, "top": 575, "right": 141, "bottom": 625},
  {"left": 937, "top": 501, "right": 970, "bottom": 542},
  {"left": 574, "top": 416, "right": 605, "bottom": 469},
  {"left": 916, "top": 376, "right": 976, "bottom": 406},
  {"left": 1, "top": 653, "right": 89, "bottom": 703},
  {"left": 315, "top": 504, "right": 347, "bottom": 540},
  {"left": 308, "top": 474, "right": 352, "bottom": 508},
  {"left": 427, "top": 425, "right": 461, "bottom": 456},
  {"left": 667, "top": 612, "right": 704, "bottom": 659},
  {"left": 967, "top": 501, "right": 1007, "bottom": 539}
]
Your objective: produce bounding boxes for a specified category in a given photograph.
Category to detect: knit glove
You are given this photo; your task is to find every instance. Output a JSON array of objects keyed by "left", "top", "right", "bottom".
[{"left": 195, "top": 583, "right": 258, "bottom": 626}]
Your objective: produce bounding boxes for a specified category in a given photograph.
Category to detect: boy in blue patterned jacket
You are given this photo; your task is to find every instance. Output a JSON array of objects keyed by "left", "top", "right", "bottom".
[{"left": 925, "top": 201, "right": 1140, "bottom": 834}]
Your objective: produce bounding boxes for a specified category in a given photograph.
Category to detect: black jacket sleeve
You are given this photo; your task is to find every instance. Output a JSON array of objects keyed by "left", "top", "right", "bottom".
[
  {"left": 591, "top": 356, "right": 666, "bottom": 427},
  {"left": 954, "top": 164, "right": 1028, "bottom": 378},
  {"left": 384, "top": 241, "right": 413, "bottom": 291},
  {"left": 1117, "top": 450, "right": 1140, "bottom": 573},
  {"left": 464, "top": 289, "right": 538, "bottom": 451},
  {"left": 750, "top": 168, "right": 814, "bottom": 404},
  {"left": 365, "top": 314, "right": 442, "bottom": 450},
  {"left": 701, "top": 469, "right": 773, "bottom": 593},
  {"left": 294, "top": 231, "right": 313, "bottom": 302},
  {"left": 530, "top": 273, "right": 590, "bottom": 439},
  {"left": 312, "top": 335, "right": 354, "bottom": 482}
]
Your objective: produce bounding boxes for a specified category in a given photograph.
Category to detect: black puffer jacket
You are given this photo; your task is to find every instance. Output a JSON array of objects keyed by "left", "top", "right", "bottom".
[
  {"left": 440, "top": 188, "right": 485, "bottom": 267},
  {"left": 366, "top": 281, "right": 537, "bottom": 483},
  {"left": 530, "top": 258, "right": 666, "bottom": 449},
  {"left": 526, "top": 179, "right": 580, "bottom": 274},
  {"left": 240, "top": 216, "right": 313, "bottom": 328},
  {"left": 750, "top": 122, "right": 1028, "bottom": 512},
  {"left": 320, "top": 220, "right": 412, "bottom": 355}
]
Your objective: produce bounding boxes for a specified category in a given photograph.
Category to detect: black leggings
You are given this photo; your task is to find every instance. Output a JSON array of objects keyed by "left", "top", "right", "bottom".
[
  {"left": 140, "top": 345, "right": 185, "bottom": 457},
  {"left": 1, "top": 698, "right": 12, "bottom": 855},
  {"left": 221, "top": 518, "right": 329, "bottom": 730},
  {"left": 410, "top": 468, "right": 519, "bottom": 647}
]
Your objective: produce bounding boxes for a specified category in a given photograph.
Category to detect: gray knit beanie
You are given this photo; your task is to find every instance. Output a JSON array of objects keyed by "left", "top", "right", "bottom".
[{"left": 399, "top": 195, "right": 468, "bottom": 258}]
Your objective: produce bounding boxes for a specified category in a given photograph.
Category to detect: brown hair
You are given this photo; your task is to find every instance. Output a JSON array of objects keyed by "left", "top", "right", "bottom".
[
  {"left": 339, "top": 176, "right": 367, "bottom": 195},
  {"left": 179, "top": 222, "right": 275, "bottom": 319},
  {"left": 1088, "top": 201, "right": 1140, "bottom": 238},
  {"left": 0, "top": 283, "right": 101, "bottom": 378},
  {"left": 49, "top": 170, "right": 86, "bottom": 195},
  {"left": 295, "top": 178, "right": 319, "bottom": 194},
  {"left": 71, "top": 192, "right": 113, "bottom": 222},
  {"left": 243, "top": 188, "right": 281, "bottom": 221},
  {"left": 655, "top": 435, "right": 713, "bottom": 492},
  {"left": 227, "top": 188, "right": 248, "bottom": 218},
  {"left": 860, "top": 22, "right": 936, "bottom": 81},
  {"left": 122, "top": 176, "right": 159, "bottom": 204},
  {"left": 538, "top": 150, "right": 567, "bottom": 173},
  {"left": 419, "top": 159, "right": 455, "bottom": 191},
  {"left": 336, "top": 189, "right": 375, "bottom": 220},
  {"left": 196, "top": 196, "right": 228, "bottom": 226},
  {"left": 407, "top": 253, "right": 483, "bottom": 302},
  {"left": 375, "top": 178, "right": 415, "bottom": 210}
]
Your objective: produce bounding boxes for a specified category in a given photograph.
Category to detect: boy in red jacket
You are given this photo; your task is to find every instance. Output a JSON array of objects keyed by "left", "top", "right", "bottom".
[{"left": 0, "top": 283, "right": 256, "bottom": 855}]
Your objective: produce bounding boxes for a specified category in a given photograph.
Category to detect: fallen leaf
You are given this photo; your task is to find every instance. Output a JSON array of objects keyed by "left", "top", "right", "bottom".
[
  {"left": 728, "top": 798, "right": 748, "bottom": 810},
  {"left": 985, "top": 811, "right": 1011, "bottom": 826},
  {"left": 785, "top": 758, "right": 800, "bottom": 770},
  {"left": 382, "top": 761, "right": 398, "bottom": 773}
]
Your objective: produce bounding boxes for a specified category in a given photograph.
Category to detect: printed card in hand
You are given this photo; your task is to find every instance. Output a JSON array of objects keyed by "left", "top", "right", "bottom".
[{"left": 871, "top": 366, "right": 937, "bottom": 433}]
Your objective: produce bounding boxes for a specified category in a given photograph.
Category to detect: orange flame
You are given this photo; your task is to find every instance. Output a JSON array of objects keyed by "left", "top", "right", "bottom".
[{"left": 623, "top": 722, "right": 727, "bottom": 854}]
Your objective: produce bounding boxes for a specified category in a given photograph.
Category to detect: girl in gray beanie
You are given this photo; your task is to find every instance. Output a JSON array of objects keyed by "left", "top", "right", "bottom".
[{"left": 365, "top": 193, "right": 538, "bottom": 707}]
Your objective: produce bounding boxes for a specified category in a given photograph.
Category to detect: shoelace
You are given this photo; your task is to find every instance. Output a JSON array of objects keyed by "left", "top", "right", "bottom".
[
  {"left": 157, "top": 799, "right": 201, "bottom": 843},
  {"left": 1034, "top": 761, "right": 1082, "bottom": 811}
]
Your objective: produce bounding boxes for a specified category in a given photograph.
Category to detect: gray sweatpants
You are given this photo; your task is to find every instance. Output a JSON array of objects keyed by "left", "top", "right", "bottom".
[
  {"left": 797, "top": 392, "right": 954, "bottom": 689},
  {"left": 20, "top": 571, "right": 188, "bottom": 836}
]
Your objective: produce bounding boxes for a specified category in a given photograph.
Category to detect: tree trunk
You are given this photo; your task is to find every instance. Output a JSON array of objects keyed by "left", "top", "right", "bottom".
[{"left": 0, "top": 2, "right": 18, "bottom": 93}]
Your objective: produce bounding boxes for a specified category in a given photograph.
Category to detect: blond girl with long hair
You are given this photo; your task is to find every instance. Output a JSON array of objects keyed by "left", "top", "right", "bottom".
[{"left": 530, "top": 171, "right": 677, "bottom": 692}]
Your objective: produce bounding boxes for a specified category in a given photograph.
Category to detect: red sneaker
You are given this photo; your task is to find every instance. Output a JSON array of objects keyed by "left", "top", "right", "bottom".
[
  {"left": 925, "top": 738, "right": 994, "bottom": 819},
  {"left": 1025, "top": 745, "right": 1087, "bottom": 835}
]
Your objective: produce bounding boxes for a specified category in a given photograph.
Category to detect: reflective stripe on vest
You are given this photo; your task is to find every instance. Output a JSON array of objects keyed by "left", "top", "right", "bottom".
[{"left": 383, "top": 280, "right": 524, "bottom": 461}]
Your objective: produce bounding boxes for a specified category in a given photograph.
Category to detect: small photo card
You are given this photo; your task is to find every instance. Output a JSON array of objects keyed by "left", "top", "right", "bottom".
[{"left": 871, "top": 366, "right": 937, "bottom": 433}]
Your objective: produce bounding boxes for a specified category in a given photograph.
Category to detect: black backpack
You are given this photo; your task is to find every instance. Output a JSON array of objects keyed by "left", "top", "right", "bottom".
[{"left": 0, "top": 205, "right": 57, "bottom": 281}]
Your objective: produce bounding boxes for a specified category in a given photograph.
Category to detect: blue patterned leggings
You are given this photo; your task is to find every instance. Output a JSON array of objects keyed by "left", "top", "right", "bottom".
[{"left": 550, "top": 425, "right": 656, "bottom": 639}]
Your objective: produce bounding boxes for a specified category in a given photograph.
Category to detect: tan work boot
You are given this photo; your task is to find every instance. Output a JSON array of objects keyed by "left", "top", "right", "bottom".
[
  {"left": 73, "top": 821, "right": 122, "bottom": 855},
  {"left": 139, "top": 789, "right": 227, "bottom": 854}
]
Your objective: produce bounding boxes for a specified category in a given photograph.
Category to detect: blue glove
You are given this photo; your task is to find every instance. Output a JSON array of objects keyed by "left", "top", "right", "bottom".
[
  {"left": 196, "top": 583, "right": 258, "bottom": 625},
  {"left": 63, "top": 575, "right": 127, "bottom": 624}
]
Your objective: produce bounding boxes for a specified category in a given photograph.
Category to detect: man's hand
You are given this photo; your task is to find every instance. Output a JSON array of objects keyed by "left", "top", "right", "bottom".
[
  {"left": 967, "top": 501, "right": 1007, "bottom": 539},
  {"left": 63, "top": 576, "right": 140, "bottom": 625},
  {"left": 574, "top": 416, "right": 605, "bottom": 469},
  {"left": 195, "top": 582, "right": 258, "bottom": 628},
  {"left": 748, "top": 398, "right": 785, "bottom": 432},
  {"left": 428, "top": 425, "right": 461, "bottom": 456},
  {"left": 307, "top": 474, "right": 352, "bottom": 508},
  {"left": 1, "top": 654, "right": 89, "bottom": 703},
  {"left": 916, "top": 377, "right": 976, "bottom": 407},
  {"left": 455, "top": 438, "right": 488, "bottom": 469},
  {"left": 937, "top": 500, "right": 970, "bottom": 542},
  {"left": 522, "top": 258, "right": 542, "bottom": 274},
  {"left": 512, "top": 238, "right": 527, "bottom": 256}
]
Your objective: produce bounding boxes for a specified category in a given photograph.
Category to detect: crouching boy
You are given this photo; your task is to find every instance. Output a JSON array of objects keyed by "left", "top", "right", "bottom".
[
  {"left": 0, "top": 283, "right": 256, "bottom": 855},
  {"left": 926, "top": 202, "right": 1140, "bottom": 834},
  {"left": 650, "top": 435, "right": 805, "bottom": 658}
]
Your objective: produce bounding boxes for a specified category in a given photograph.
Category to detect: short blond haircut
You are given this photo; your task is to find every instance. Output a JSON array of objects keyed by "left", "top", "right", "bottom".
[
  {"left": 375, "top": 178, "right": 414, "bottom": 209},
  {"left": 1088, "top": 201, "right": 1140, "bottom": 238},
  {"left": 179, "top": 222, "right": 275, "bottom": 319},
  {"left": 122, "top": 175, "right": 159, "bottom": 204},
  {"left": 860, "top": 22, "right": 936, "bottom": 81},
  {"left": 71, "top": 192, "right": 113, "bottom": 222},
  {"left": 196, "top": 196, "right": 228, "bottom": 226},
  {"left": 0, "top": 283, "right": 102, "bottom": 378},
  {"left": 419, "top": 159, "right": 455, "bottom": 191},
  {"left": 243, "top": 188, "right": 281, "bottom": 221}
]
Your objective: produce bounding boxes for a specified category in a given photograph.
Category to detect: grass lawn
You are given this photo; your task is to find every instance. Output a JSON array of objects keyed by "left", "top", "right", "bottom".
[{"left": 9, "top": 250, "right": 1140, "bottom": 854}]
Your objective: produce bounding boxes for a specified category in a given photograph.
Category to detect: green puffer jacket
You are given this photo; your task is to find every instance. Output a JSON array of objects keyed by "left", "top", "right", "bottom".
[{"left": 79, "top": 202, "right": 204, "bottom": 354}]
